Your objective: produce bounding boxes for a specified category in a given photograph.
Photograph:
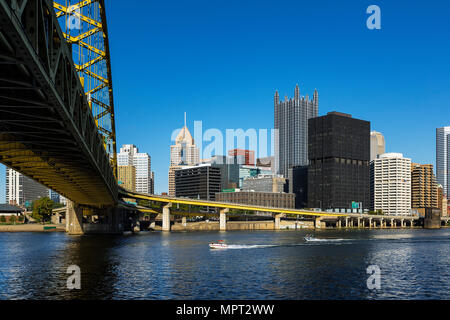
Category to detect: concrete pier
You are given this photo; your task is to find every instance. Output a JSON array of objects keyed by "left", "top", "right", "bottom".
[
  {"left": 220, "top": 209, "right": 229, "bottom": 231},
  {"left": 66, "top": 201, "right": 84, "bottom": 235},
  {"left": 162, "top": 203, "right": 172, "bottom": 232},
  {"left": 274, "top": 214, "right": 285, "bottom": 230}
]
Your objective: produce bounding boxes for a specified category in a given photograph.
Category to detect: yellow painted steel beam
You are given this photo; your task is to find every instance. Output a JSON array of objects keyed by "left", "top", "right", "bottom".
[
  {"left": 54, "top": 0, "right": 117, "bottom": 179},
  {"left": 120, "top": 190, "right": 345, "bottom": 218}
]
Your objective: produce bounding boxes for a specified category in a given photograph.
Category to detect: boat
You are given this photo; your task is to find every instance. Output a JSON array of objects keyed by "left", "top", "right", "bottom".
[
  {"left": 209, "top": 240, "right": 228, "bottom": 249},
  {"left": 304, "top": 234, "right": 315, "bottom": 242}
]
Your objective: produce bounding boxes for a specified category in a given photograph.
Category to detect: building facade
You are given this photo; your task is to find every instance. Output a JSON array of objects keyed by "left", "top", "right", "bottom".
[
  {"left": 228, "top": 149, "right": 255, "bottom": 166},
  {"left": 6, "top": 168, "right": 48, "bottom": 206},
  {"left": 242, "top": 175, "right": 287, "bottom": 193},
  {"left": 274, "top": 85, "right": 318, "bottom": 177},
  {"left": 169, "top": 118, "right": 200, "bottom": 196},
  {"left": 370, "top": 131, "right": 386, "bottom": 161},
  {"left": 411, "top": 163, "right": 438, "bottom": 210},
  {"left": 308, "top": 112, "right": 370, "bottom": 211},
  {"left": 118, "top": 165, "right": 136, "bottom": 192},
  {"left": 175, "top": 165, "right": 221, "bottom": 201},
  {"left": 436, "top": 127, "right": 450, "bottom": 197},
  {"left": 216, "top": 191, "right": 295, "bottom": 209},
  {"left": 118, "top": 144, "right": 153, "bottom": 194},
  {"left": 371, "top": 153, "right": 412, "bottom": 216},
  {"left": 288, "top": 165, "right": 308, "bottom": 209}
]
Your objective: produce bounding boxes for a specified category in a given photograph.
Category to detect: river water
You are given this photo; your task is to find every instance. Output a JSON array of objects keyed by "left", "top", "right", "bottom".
[{"left": 0, "top": 229, "right": 449, "bottom": 300}]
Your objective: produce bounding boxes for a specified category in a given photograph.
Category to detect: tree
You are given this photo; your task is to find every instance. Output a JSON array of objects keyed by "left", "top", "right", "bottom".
[
  {"left": 0, "top": 216, "right": 6, "bottom": 224},
  {"left": 32, "top": 197, "right": 55, "bottom": 224},
  {"left": 18, "top": 215, "right": 24, "bottom": 223},
  {"left": 9, "top": 215, "right": 16, "bottom": 225}
]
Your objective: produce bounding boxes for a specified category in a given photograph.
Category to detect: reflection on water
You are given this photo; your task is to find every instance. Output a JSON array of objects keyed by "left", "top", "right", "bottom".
[{"left": 1, "top": 229, "right": 450, "bottom": 300}]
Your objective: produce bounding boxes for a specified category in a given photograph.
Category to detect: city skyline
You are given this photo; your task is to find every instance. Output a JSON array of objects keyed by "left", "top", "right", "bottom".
[{"left": 1, "top": 0, "right": 450, "bottom": 199}]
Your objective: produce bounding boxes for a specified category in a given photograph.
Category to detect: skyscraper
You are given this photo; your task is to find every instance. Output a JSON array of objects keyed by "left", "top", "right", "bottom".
[
  {"left": 169, "top": 114, "right": 200, "bottom": 196},
  {"left": 370, "top": 131, "right": 386, "bottom": 161},
  {"left": 436, "top": 127, "right": 450, "bottom": 197},
  {"left": 274, "top": 85, "right": 318, "bottom": 178},
  {"left": 118, "top": 145, "right": 153, "bottom": 194},
  {"left": 308, "top": 112, "right": 370, "bottom": 211},
  {"left": 372, "top": 153, "right": 412, "bottom": 216},
  {"left": 411, "top": 163, "right": 438, "bottom": 210},
  {"left": 6, "top": 168, "right": 48, "bottom": 206}
]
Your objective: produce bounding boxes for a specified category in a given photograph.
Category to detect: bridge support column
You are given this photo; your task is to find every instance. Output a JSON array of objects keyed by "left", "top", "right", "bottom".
[
  {"left": 220, "top": 209, "right": 229, "bottom": 231},
  {"left": 380, "top": 218, "right": 384, "bottom": 229},
  {"left": 66, "top": 201, "right": 84, "bottom": 235},
  {"left": 315, "top": 217, "right": 322, "bottom": 229},
  {"left": 162, "top": 203, "right": 172, "bottom": 232},
  {"left": 391, "top": 219, "right": 395, "bottom": 228},
  {"left": 274, "top": 214, "right": 284, "bottom": 230},
  {"left": 369, "top": 218, "right": 373, "bottom": 229},
  {"left": 401, "top": 219, "right": 404, "bottom": 228},
  {"left": 345, "top": 218, "right": 349, "bottom": 228},
  {"left": 182, "top": 217, "right": 187, "bottom": 227},
  {"left": 337, "top": 220, "right": 341, "bottom": 228},
  {"left": 357, "top": 218, "right": 361, "bottom": 228}
]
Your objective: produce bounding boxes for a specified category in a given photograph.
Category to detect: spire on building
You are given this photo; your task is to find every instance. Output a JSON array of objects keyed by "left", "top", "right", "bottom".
[
  {"left": 313, "top": 89, "right": 319, "bottom": 104},
  {"left": 295, "top": 84, "right": 300, "bottom": 101},
  {"left": 274, "top": 91, "right": 279, "bottom": 106}
]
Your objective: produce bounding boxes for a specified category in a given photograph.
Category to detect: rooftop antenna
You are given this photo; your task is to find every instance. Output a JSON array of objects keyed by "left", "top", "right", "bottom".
[{"left": 184, "top": 112, "right": 187, "bottom": 128}]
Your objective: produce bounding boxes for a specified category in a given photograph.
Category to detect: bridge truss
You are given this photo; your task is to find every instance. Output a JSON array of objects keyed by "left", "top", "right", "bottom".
[{"left": 53, "top": 0, "right": 117, "bottom": 177}]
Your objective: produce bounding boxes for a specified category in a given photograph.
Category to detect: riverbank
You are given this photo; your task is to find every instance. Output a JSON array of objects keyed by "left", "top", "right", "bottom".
[{"left": 0, "top": 224, "right": 66, "bottom": 232}]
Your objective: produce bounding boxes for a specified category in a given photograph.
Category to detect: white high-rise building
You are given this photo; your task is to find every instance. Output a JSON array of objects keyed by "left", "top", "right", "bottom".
[
  {"left": 436, "top": 127, "right": 450, "bottom": 197},
  {"left": 6, "top": 168, "right": 48, "bottom": 206},
  {"left": 370, "top": 131, "right": 386, "bottom": 161},
  {"left": 371, "top": 153, "right": 411, "bottom": 216},
  {"left": 169, "top": 114, "right": 200, "bottom": 196},
  {"left": 118, "top": 145, "right": 153, "bottom": 195}
]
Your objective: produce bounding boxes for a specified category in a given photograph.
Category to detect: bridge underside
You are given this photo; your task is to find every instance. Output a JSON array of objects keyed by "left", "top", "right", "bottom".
[{"left": 0, "top": 0, "right": 117, "bottom": 206}]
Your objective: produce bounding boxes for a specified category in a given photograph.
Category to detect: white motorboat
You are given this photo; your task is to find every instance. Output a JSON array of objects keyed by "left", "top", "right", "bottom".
[{"left": 209, "top": 240, "right": 228, "bottom": 249}]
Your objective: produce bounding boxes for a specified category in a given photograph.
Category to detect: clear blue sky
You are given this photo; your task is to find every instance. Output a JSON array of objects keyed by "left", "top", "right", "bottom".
[{"left": 1, "top": 0, "right": 449, "bottom": 199}]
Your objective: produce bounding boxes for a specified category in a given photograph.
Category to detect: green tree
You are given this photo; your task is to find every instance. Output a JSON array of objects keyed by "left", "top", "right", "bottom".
[
  {"left": 18, "top": 215, "right": 24, "bottom": 223},
  {"left": 0, "top": 216, "right": 6, "bottom": 224},
  {"left": 32, "top": 197, "right": 55, "bottom": 224},
  {"left": 9, "top": 215, "right": 16, "bottom": 225}
]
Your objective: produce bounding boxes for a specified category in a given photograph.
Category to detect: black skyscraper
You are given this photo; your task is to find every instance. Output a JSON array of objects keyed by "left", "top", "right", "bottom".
[{"left": 308, "top": 112, "right": 370, "bottom": 211}]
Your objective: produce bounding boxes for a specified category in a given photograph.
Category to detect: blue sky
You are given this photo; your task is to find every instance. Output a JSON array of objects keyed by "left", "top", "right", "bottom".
[{"left": 1, "top": 0, "right": 449, "bottom": 199}]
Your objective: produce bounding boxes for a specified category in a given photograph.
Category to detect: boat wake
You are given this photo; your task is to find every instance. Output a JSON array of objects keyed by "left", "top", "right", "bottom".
[
  {"left": 225, "top": 244, "right": 279, "bottom": 250},
  {"left": 304, "top": 237, "right": 350, "bottom": 242}
]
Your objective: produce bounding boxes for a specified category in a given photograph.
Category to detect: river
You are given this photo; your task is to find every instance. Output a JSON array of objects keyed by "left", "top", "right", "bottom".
[{"left": 0, "top": 229, "right": 449, "bottom": 300}]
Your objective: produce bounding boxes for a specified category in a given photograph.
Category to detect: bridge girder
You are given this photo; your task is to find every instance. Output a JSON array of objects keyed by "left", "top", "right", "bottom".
[{"left": 0, "top": 0, "right": 117, "bottom": 207}]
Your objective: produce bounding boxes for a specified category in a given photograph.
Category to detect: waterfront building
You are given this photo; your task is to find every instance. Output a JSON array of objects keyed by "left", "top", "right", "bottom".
[
  {"left": 256, "top": 156, "right": 275, "bottom": 172},
  {"left": 175, "top": 164, "right": 221, "bottom": 201},
  {"left": 288, "top": 165, "right": 308, "bottom": 209},
  {"left": 242, "top": 175, "right": 287, "bottom": 193},
  {"left": 308, "top": 112, "right": 370, "bottom": 211},
  {"left": 48, "top": 189, "right": 60, "bottom": 203},
  {"left": 216, "top": 191, "right": 295, "bottom": 209},
  {"left": 118, "top": 165, "right": 136, "bottom": 192},
  {"left": 437, "top": 185, "right": 447, "bottom": 216},
  {"left": 436, "top": 127, "right": 450, "bottom": 197},
  {"left": 6, "top": 168, "right": 48, "bottom": 206},
  {"left": 411, "top": 163, "right": 438, "bottom": 212},
  {"left": 169, "top": 115, "right": 200, "bottom": 196},
  {"left": 274, "top": 85, "right": 318, "bottom": 177},
  {"left": 118, "top": 144, "right": 153, "bottom": 194},
  {"left": 371, "top": 153, "right": 412, "bottom": 216},
  {"left": 239, "top": 165, "right": 273, "bottom": 188},
  {"left": 370, "top": 131, "right": 386, "bottom": 161},
  {"left": 228, "top": 149, "right": 255, "bottom": 166}
]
